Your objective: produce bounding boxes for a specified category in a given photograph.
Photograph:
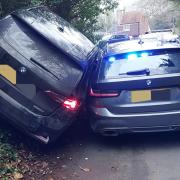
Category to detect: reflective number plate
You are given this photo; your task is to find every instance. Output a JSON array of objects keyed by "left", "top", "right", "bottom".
[{"left": 131, "top": 90, "right": 151, "bottom": 103}]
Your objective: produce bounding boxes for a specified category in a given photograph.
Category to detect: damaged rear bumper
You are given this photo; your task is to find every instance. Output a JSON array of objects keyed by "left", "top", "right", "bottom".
[{"left": 0, "top": 90, "right": 75, "bottom": 144}]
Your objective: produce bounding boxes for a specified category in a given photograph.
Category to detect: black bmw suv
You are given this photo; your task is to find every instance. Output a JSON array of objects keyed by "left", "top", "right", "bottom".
[
  {"left": 0, "top": 7, "right": 94, "bottom": 143},
  {"left": 87, "top": 38, "right": 180, "bottom": 136}
]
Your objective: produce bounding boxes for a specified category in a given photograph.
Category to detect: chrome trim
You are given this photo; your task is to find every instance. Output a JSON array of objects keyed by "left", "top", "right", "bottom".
[{"left": 32, "top": 134, "right": 50, "bottom": 144}]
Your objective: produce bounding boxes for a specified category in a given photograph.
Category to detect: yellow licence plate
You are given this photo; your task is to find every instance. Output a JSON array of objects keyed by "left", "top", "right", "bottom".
[{"left": 131, "top": 90, "right": 151, "bottom": 103}]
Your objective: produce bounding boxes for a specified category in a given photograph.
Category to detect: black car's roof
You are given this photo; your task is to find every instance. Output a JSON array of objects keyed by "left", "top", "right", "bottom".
[
  {"left": 105, "top": 39, "right": 180, "bottom": 57},
  {"left": 11, "top": 6, "right": 94, "bottom": 62}
]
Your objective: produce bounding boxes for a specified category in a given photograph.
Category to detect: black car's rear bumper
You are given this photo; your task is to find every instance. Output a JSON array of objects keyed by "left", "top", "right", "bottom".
[
  {"left": 89, "top": 107, "right": 180, "bottom": 136},
  {"left": 0, "top": 90, "right": 75, "bottom": 144}
]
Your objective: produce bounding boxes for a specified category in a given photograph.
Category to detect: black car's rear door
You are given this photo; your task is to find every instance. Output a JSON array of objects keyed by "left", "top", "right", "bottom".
[{"left": 0, "top": 8, "right": 93, "bottom": 117}]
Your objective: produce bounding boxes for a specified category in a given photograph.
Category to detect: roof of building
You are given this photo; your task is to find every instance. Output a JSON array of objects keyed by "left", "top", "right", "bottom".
[{"left": 121, "top": 11, "right": 147, "bottom": 24}]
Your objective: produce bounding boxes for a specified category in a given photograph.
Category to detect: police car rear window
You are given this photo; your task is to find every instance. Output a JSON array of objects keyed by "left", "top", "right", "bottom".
[{"left": 99, "top": 48, "right": 180, "bottom": 80}]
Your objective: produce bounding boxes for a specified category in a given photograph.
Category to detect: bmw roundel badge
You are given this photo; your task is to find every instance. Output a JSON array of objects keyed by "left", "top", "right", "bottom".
[
  {"left": 19, "top": 66, "right": 27, "bottom": 74},
  {"left": 146, "top": 80, "right": 152, "bottom": 86}
]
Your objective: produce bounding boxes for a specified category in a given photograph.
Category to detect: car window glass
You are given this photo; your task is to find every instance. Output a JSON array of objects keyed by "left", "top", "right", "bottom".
[{"left": 99, "top": 50, "right": 180, "bottom": 80}]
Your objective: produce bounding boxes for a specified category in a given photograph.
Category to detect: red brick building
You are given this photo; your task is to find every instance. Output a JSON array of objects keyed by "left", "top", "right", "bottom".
[{"left": 116, "top": 11, "right": 150, "bottom": 37}]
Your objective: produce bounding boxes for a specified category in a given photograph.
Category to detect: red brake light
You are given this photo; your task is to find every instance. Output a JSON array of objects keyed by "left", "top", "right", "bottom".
[
  {"left": 89, "top": 88, "right": 119, "bottom": 97},
  {"left": 45, "top": 90, "right": 80, "bottom": 111},
  {"left": 63, "top": 99, "right": 80, "bottom": 111}
]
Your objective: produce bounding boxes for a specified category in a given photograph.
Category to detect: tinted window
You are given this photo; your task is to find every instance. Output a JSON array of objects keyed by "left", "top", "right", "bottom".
[{"left": 99, "top": 49, "right": 180, "bottom": 80}]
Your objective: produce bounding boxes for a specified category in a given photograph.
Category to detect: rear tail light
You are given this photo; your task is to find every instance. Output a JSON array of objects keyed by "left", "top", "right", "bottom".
[
  {"left": 63, "top": 99, "right": 80, "bottom": 111},
  {"left": 89, "top": 88, "right": 119, "bottom": 97},
  {"left": 45, "top": 90, "right": 80, "bottom": 111}
]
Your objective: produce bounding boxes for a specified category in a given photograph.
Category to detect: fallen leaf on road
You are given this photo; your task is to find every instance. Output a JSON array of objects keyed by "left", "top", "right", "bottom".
[
  {"left": 42, "top": 161, "right": 48, "bottom": 168},
  {"left": 111, "top": 166, "right": 119, "bottom": 172},
  {"left": 62, "top": 176, "right": 67, "bottom": 180},
  {"left": 79, "top": 166, "right": 91, "bottom": 172},
  {"left": 72, "top": 172, "right": 79, "bottom": 177},
  {"left": 48, "top": 178, "right": 54, "bottom": 180},
  {"left": 61, "top": 165, "right": 67, "bottom": 168},
  {"left": 13, "top": 172, "right": 24, "bottom": 179}
]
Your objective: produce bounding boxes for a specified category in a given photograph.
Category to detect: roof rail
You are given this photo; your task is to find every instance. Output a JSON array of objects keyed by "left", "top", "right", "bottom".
[{"left": 151, "top": 29, "right": 172, "bottom": 33}]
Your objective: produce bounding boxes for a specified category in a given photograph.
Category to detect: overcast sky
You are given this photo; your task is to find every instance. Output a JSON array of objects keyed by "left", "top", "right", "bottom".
[{"left": 118, "top": 0, "right": 139, "bottom": 10}]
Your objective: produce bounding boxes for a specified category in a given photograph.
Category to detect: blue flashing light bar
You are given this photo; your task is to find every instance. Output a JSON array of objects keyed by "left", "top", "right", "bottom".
[
  {"left": 127, "top": 54, "right": 138, "bottom": 60},
  {"left": 127, "top": 52, "right": 149, "bottom": 60},
  {"left": 141, "top": 52, "right": 149, "bottom": 58},
  {"left": 108, "top": 56, "right": 116, "bottom": 62},
  {"left": 108, "top": 52, "right": 149, "bottom": 62}
]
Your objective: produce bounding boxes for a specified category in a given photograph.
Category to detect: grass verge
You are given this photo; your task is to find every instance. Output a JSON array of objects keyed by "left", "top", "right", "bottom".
[{"left": 0, "top": 129, "right": 23, "bottom": 179}]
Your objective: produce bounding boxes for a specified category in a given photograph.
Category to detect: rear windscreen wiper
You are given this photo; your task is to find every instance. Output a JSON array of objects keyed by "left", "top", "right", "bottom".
[
  {"left": 159, "top": 58, "right": 175, "bottom": 67},
  {"left": 119, "top": 68, "right": 150, "bottom": 76}
]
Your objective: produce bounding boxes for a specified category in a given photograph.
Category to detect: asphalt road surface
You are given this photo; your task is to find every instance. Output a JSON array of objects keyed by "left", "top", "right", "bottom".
[
  {"left": 39, "top": 117, "right": 180, "bottom": 180},
  {"left": 2, "top": 117, "right": 180, "bottom": 180}
]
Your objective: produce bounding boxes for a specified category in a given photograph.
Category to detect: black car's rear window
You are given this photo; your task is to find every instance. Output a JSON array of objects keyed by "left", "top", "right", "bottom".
[
  {"left": 99, "top": 49, "right": 180, "bottom": 80},
  {"left": 28, "top": 7, "right": 94, "bottom": 59}
]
